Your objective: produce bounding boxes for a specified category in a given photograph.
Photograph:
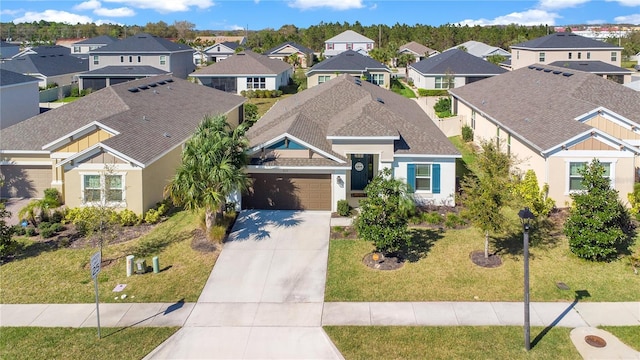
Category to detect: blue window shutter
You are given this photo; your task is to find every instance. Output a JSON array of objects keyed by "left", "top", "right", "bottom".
[
  {"left": 407, "top": 164, "right": 415, "bottom": 193},
  {"left": 432, "top": 164, "right": 441, "bottom": 194}
]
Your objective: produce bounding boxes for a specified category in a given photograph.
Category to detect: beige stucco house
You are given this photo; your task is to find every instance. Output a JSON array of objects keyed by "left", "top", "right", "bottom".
[
  {"left": 449, "top": 64, "right": 640, "bottom": 206},
  {"left": 0, "top": 76, "right": 245, "bottom": 215}
]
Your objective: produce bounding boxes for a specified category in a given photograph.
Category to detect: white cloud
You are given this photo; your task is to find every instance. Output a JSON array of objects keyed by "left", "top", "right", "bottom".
[
  {"left": 586, "top": 19, "right": 607, "bottom": 24},
  {"left": 74, "top": 0, "right": 102, "bottom": 11},
  {"left": 288, "top": 0, "right": 364, "bottom": 10},
  {"left": 538, "top": 0, "right": 590, "bottom": 10},
  {"left": 0, "top": 9, "right": 22, "bottom": 16},
  {"left": 227, "top": 24, "right": 245, "bottom": 30},
  {"left": 103, "top": 0, "right": 214, "bottom": 13},
  {"left": 95, "top": 19, "right": 124, "bottom": 26},
  {"left": 606, "top": 0, "right": 640, "bottom": 6},
  {"left": 614, "top": 13, "right": 640, "bottom": 23},
  {"left": 458, "top": 9, "right": 560, "bottom": 26},
  {"left": 13, "top": 10, "right": 93, "bottom": 24},
  {"left": 369, "top": 3, "right": 377, "bottom": 10},
  {"left": 94, "top": 7, "right": 135, "bottom": 17}
]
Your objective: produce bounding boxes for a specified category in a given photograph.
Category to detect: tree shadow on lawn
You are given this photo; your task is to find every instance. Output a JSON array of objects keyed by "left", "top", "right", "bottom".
[
  {"left": 492, "top": 217, "right": 564, "bottom": 260},
  {"left": 399, "top": 228, "right": 444, "bottom": 262},
  {"left": 128, "top": 222, "right": 192, "bottom": 258}
]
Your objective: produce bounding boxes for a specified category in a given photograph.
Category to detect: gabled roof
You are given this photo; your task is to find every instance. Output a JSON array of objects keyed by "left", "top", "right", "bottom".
[
  {"left": 548, "top": 60, "right": 632, "bottom": 74},
  {"left": 247, "top": 74, "right": 460, "bottom": 161},
  {"left": 78, "top": 65, "right": 169, "bottom": 76},
  {"left": 409, "top": 49, "right": 507, "bottom": 76},
  {"left": 0, "top": 69, "right": 39, "bottom": 87},
  {"left": 511, "top": 33, "right": 623, "bottom": 50},
  {"left": 306, "top": 50, "right": 390, "bottom": 75},
  {"left": 264, "top": 41, "right": 314, "bottom": 56},
  {"left": 449, "top": 64, "right": 640, "bottom": 153},
  {"left": 92, "top": 33, "right": 193, "bottom": 53},
  {"left": 192, "top": 50, "right": 292, "bottom": 76},
  {"left": 13, "top": 45, "right": 70, "bottom": 58},
  {"left": 203, "top": 41, "right": 242, "bottom": 53},
  {"left": 398, "top": 41, "right": 437, "bottom": 56},
  {"left": 74, "top": 35, "right": 118, "bottom": 45},
  {"left": 447, "top": 41, "right": 510, "bottom": 58},
  {"left": 0, "top": 76, "right": 245, "bottom": 166},
  {"left": 325, "top": 30, "right": 374, "bottom": 44},
  {"left": 0, "top": 54, "right": 88, "bottom": 77}
]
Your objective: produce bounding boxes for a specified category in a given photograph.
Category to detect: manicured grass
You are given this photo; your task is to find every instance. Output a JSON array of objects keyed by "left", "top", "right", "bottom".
[
  {"left": 325, "top": 227, "right": 639, "bottom": 302},
  {"left": 621, "top": 60, "right": 637, "bottom": 69},
  {"left": 391, "top": 79, "right": 416, "bottom": 99},
  {"left": 0, "top": 327, "right": 178, "bottom": 360},
  {"left": 324, "top": 326, "right": 581, "bottom": 359},
  {"left": 53, "top": 97, "right": 80, "bottom": 103},
  {"left": 449, "top": 135, "right": 477, "bottom": 169},
  {"left": 1, "top": 211, "right": 219, "bottom": 303},
  {"left": 248, "top": 94, "right": 293, "bottom": 117},
  {"left": 601, "top": 326, "right": 640, "bottom": 350}
]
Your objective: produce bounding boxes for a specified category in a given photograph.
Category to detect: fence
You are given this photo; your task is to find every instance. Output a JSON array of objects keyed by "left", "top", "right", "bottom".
[{"left": 39, "top": 84, "right": 73, "bottom": 102}]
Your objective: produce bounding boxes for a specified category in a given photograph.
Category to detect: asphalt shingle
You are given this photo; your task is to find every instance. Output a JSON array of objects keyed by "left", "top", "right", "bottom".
[
  {"left": 410, "top": 49, "right": 507, "bottom": 75},
  {"left": 192, "top": 50, "right": 292, "bottom": 76},
  {"left": 511, "top": 33, "right": 623, "bottom": 50}
]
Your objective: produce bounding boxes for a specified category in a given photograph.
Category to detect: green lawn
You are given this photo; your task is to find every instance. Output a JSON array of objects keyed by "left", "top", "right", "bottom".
[
  {"left": 601, "top": 326, "right": 640, "bottom": 350},
  {"left": 1, "top": 210, "right": 219, "bottom": 303},
  {"left": 0, "top": 327, "right": 178, "bottom": 360},
  {"left": 325, "top": 226, "right": 639, "bottom": 302},
  {"left": 52, "top": 97, "right": 80, "bottom": 103},
  {"left": 391, "top": 79, "right": 416, "bottom": 99},
  {"left": 621, "top": 60, "right": 637, "bottom": 69},
  {"left": 325, "top": 326, "right": 581, "bottom": 360},
  {"left": 449, "top": 135, "right": 477, "bottom": 175},
  {"left": 248, "top": 94, "right": 293, "bottom": 118}
]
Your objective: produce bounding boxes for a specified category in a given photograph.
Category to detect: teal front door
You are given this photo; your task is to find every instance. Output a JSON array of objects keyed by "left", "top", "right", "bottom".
[{"left": 350, "top": 154, "right": 373, "bottom": 191}]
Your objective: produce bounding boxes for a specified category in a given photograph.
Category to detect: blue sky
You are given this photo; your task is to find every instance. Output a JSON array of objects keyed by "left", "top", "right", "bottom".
[{"left": 0, "top": 0, "right": 639, "bottom": 31}]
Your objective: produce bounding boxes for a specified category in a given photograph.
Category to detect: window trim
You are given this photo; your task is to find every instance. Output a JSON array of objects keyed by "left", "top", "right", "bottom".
[
  {"left": 160, "top": 55, "right": 167, "bottom": 65},
  {"left": 370, "top": 73, "right": 384, "bottom": 86},
  {"left": 93, "top": 55, "right": 99, "bottom": 65},
  {"left": 565, "top": 160, "right": 614, "bottom": 194},
  {"left": 318, "top": 75, "right": 331, "bottom": 84},
  {"left": 407, "top": 163, "right": 441, "bottom": 194},
  {"left": 611, "top": 51, "right": 617, "bottom": 62},
  {"left": 80, "top": 172, "right": 126, "bottom": 207},
  {"left": 539, "top": 52, "right": 545, "bottom": 62}
]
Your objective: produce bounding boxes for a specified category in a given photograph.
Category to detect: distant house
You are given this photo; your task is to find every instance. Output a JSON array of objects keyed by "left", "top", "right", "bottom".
[
  {"left": 264, "top": 41, "right": 315, "bottom": 68},
  {"left": 324, "top": 30, "right": 375, "bottom": 58},
  {"left": 0, "top": 41, "right": 20, "bottom": 59},
  {"left": 0, "top": 69, "right": 39, "bottom": 129},
  {"left": 306, "top": 50, "right": 391, "bottom": 89},
  {"left": 397, "top": 41, "right": 438, "bottom": 64},
  {"left": 71, "top": 35, "right": 117, "bottom": 59},
  {"left": 446, "top": 41, "right": 511, "bottom": 61},
  {"left": 408, "top": 49, "right": 507, "bottom": 90},
  {"left": 196, "top": 42, "right": 244, "bottom": 66},
  {"left": 77, "top": 33, "right": 195, "bottom": 91},
  {"left": 243, "top": 74, "right": 460, "bottom": 211},
  {"left": 191, "top": 50, "right": 292, "bottom": 94},
  {"left": 194, "top": 36, "right": 246, "bottom": 46},
  {"left": 12, "top": 45, "right": 70, "bottom": 59},
  {"left": 548, "top": 60, "right": 633, "bottom": 84},
  {"left": 510, "top": 33, "right": 623, "bottom": 70},
  {"left": 0, "top": 51, "right": 88, "bottom": 87},
  {"left": 0, "top": 76, "right": 245, "bottom": 213}
]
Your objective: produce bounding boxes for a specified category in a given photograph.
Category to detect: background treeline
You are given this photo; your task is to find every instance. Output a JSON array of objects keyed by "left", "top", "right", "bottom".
[{"left": 1, "top": 20, "right": 639, "bottom": 57}]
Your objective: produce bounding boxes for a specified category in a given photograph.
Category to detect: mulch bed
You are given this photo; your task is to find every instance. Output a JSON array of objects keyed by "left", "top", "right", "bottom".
[
  {"left": 469, "top": 250, "right": 503, "bottom": 268},
  {"left": 362, "top": 252, "right": 404, "bottom": 270}
]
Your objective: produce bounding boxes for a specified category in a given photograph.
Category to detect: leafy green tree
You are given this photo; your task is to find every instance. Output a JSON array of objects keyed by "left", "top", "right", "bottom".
[
  {"left": 165, "top": 114, "right": 251, "bottom": 233},
  {"left": 0, "top": 206, "right": 15, "bottom": 258},
  {"left": 512, "top": 170, "right": 555, "bottom": 217},
  {"left": 396, "top": 53, "right": 415, "bottom": 68},
  {"left": 355, "top": 168, "right": 414, "bottom": 256},
  {"left": 564, "top": 159, "right": 633, "bottom": 261},
  {"left": 244, "top": 103, "right": 259, "bottom": 122},
  {"left": 461, "top": 140, "right": 513, "bottom": 258},
  {"left": 486, "top": 54, "right": 506, "bottom": 66}
]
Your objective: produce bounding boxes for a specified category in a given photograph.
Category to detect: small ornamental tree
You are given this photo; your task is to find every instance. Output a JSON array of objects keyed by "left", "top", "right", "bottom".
[
  {"left": 512, "top": 170, "right": 555, "bottom": 217},
  {"left": 355, "top": 168, "right": 413, "bottom": 256},
  {"left": 564, "top": 159, "right": 633, "bottom": 261},
  {"left": 0, "top": 206, "right": 15, "bottom": 258}
]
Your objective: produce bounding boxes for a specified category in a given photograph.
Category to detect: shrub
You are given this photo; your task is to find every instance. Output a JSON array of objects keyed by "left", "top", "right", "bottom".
[
  {"left": 25, "top": 227, "right": 37, "bottom": 237},
  {"left": 417, "top": 88, "right": 429, "bottom": 97},
  {"left": 240, "top": 90, "right": 246, "bottom": 97},
  {"left": 461, "top": 125, "right": 474, "bottom": 142},
  {"left": 38, "top": 221, "right": 52, "bottom": 230},
  {"left": 51, "top": 209, "right": 66, "bottom": 224},
  {"left": 264, "top": 90, "right": 272, "bottom": 98},
  {"left": 144, "top": 209, "right": 161, "bottom": 224},
  {"left": 512, "top": 170, "right": 556, "bottom": 217},
  {"left": 628, "top": 183, "right": 640, "bottom": 221},
  {"left": 12, "top": 225, "right": 26, "bottom": 236},
  {"left": 337, "top": 200, "right": 351, "bottom": 217},
  {"left": 65, "top": 207, "right": 117, "bottom": 236},
  {"left": 39, "top": 226, "right": 56, "bottom": 238},
  {"left": 43, "top": 188, "right": 62, "bottom": 207},
  {"left": 444, "top": 213, "right": 465, "bottom": 228},
  {"left": 157, "top": 203, "right": 169, "bottom": 216},
  {"left": 70, "top": 86, "right": 80, "bottom": 97},
  {"left": 424, "top": 211, "right": 444, "bottom": 225},
  {"left": 418, "top": 89, "right": 449, "bottom": 96},
  {"left": 49, "top": 223, "right": 64, "bottom": 232},
  {"left": 119, "top": 209, "right": 140, "bottom": 226}
]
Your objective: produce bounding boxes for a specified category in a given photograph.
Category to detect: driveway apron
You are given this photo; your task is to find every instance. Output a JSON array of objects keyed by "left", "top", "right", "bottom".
[{"left": 145, "top": 210, "right": 343, "bottom": 359}]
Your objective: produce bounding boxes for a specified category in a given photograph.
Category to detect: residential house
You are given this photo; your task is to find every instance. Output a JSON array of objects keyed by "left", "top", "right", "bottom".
[
  {"left": 324, "top": 30, "right": 375, "bottom": 58},
  {"left": 449, "top": 64, "right": 640, "bottom": 206},
  {"left": 446, "top": 41, "right": 511, "bottom": 62},
  {"left": 196, "top": 41, "right": 243, "bottom": 65},
  {"left": 70, "top": 35, "right": 117, "bottom": 59},
  {"left": 78, "top": 33, "right": 195, "bottom": 91},
  {"left": 397, "top": 41, "right": 438, "bottom": 64},
  {"left": 264, "top": 41, "right": 316, "bottom": 68},
  {"left": 0, "top": 76, "right": 245, "bottom": 215},
  {"left": 305, "top": 50, "right": 391, "bottom": 89},
  {"left": 11, "top": 45, "right": 70, "bottom": 58},
  {"left": 510, "top": 33, "right": 623, "bottom": 70},
  {"left": 191, "top": 50, "right": 292, "bottom": 94},
  {"left": 194, "top": 36, "right": 246, "bottom": 46},
  {"left": 408, "top": 49, "right": 507, "bottom": 90},
  {"left": 548, "top": 60, "right": 633, "bottom": 84},
  {"left": 0, "top": 41, "right": 20, "bottom": 59},
  {"left": 0, "top": 51, "right": 88, "bottom": 87},
  {"left": 0, "top": 69, "right": 39, "bottom": 129},
  {"left": 242, "top": 74, "right": 461, "bottom": 211}
]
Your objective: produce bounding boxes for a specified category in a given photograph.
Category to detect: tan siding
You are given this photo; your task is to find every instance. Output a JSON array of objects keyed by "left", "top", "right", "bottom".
[
  {"left": 0, "top": 165, "right": 51, "bottom": 198},
  {"left": 64, "top": 167, "right": 143, "bottom": 214},
  {"left": 141, "top": 146, "right": 182, "bottom": 213},
  {"left": 586, "top": 115, "right": 640, "bottom": 141},
  {"left": 569, "top": 138, "right": 616, "bottom": 151},
  {"left": 55, "top": 129, "right": 112, "bottom": 153},
  {"left": 84, "top": 152, "right": 126, "bottom": 164}
]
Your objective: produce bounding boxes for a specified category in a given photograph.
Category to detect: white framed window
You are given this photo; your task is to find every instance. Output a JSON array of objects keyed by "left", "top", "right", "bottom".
[
  {"left": 81, "top": 173, "right": 126, "bottom": 206},
  {"left": 347, "top": 43, "right": 353, "bottom": 50},
  {"left": 318, "top": 75, "right": 331, "bottom": 84},
  {"left": 539, "top": 52, "right": 545, "bottom": 62},
  {"left": 415, "top": 164, "right": 432, "bottom": 191},
  {"left": 93, "top": 55, "right": 99, "bottom": 65},
  {"left": 129, "top": 55, "right": 133, "bottom": 63},
  {"left": 577, "top": 52, "right": 582, "bottom": 59},
  {"left": 568, "top": 52, "right": 572, "bottom": 59},
  {"left": 326, "top": 43, "right": 334, "bottom": 50},
  {"left": 247, "top": 77, "right": 266, "bottom": 89},
  {"left": 73, "top": 46, "right": 81, "bottom": 53},
  {"left": 120, "top": 56, "right": 124, "bottom": 63},
  {"left": 471, "top": 110, "right": 476, "bottom": 130},
  {"left": 370, "top": 73, "right": 384, "bottom": 86},
  {"left": 435, "top": 76, "right": 454, "bottom": 89},
  {"left": 611, "top": 52, "right": 617, "bottom": 62},
  {"left": 587, "top": 52, "right": 591, "bottom": 59},
  {"left": 568, "top": 161, "right": 612, "bottom": 192},
  {"left": 160, "top": 55, "right": 166, "bottom": 65},
  {"left": 83, "top": 175, "right": 102, "bottom": 203}
]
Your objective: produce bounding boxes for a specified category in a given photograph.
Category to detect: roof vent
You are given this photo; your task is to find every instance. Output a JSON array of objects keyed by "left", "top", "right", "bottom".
[
  {"left": 528, "top": 65, "right": 536, "bottom": 69},
  {"left": 138, "top": 85, "right": 149, "bottom": 90},
  {"left": 535, "top": 67, "right": 544, "bottom": 71},
  {"left": 552, "top": 70, "right": 562, "bottom": 74},
  {"left": 157, "top": 80, "right": 166, "bottom": 85},
  {"left": 148, "top": 83, "right": 157, "bottom": 87},
  {"left": 543, "top": 68, "right": 552, "bottom": 72},
  {"left": 128, "top": 87, "right": 139, "bottom": 92},
  {"left": 167, "top": 85, "right": 172, "bottom": 90},
  {"left": 562, "top": 72, "right": 573, "bottom": 77},
  {"left": 143, "top": 115, "right": 147, "bottom": 121},
  {"left": 346, "top": 53, "right": 355, "bottom": 56},
  {"left": 163, "top": 132, "right": 171, "bottom": 138},
  {"left": 376, "top": 97, "right": 385, "bottom": 104},
  {"left": 165, "top": 78, "right": 174, "bottom": 83}
]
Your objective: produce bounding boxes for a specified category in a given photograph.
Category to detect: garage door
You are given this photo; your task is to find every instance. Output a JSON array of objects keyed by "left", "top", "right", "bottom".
[
  {"left": 0, "top": 165, "right": 50, "bottom": 198},
  {"left": 243, "top": 174, "right": 331, "bottom": 210}
]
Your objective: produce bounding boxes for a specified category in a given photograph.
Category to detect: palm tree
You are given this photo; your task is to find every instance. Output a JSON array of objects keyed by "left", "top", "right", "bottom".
[{"left": 165, "top": 114, "right": 252, "bottom": 233}]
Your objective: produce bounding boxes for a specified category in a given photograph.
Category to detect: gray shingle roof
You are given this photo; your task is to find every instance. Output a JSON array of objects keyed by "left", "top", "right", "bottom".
[
  {"left": 0, "top": 76, "right": 245, "bottom": 166},
  {"left": 547, "top": 60, "right": 632, "bottom": 74},
  {"left": 399, "top": 41, "right": 436, "bottom": 56},
  {"left": 307, "top": 50, "right": 390, "bottom": 74},
  {"left": 449, "top": 64, "right": 640, "bottom": 152},
  {"left": 264, "top": 41, "right": 315, "bottom": 56},
  {"left": 325, "top": 30, "right": 374, "bottom": 44},
  {"left": 74, "top": 35, "right": 117, "bottom": 45},
  {"left": 0, "top": 69, "right": 39, "bottom": 86},
  {"left": 25, "top": 45, "right": 70, "bottom": 56},
  {"left": 409, "top": 49, "right": 508, "bottom": 75},
  {"left": 247, "top": 74, "right": 460, "bottom": 161},
  {"left": 93, "top": 33, "right": 193, "bottom": 53},
  {"left": 0, "top": 54, "right": 88, "bottom": 77},
  {"left": 447, "top": 41, "right": 510, "bottom": 58},
  {"left": 203, "top": 42, "right": 241, "bottom": 53},
  {"left": 192, "top": 50, "right": 292, "bottom": 76},
  {"left": 79, "top": 65, "right": 169, "bottom": 76},
  {"left": 511, "top": 33, "right": 623, "bottom": 50}
]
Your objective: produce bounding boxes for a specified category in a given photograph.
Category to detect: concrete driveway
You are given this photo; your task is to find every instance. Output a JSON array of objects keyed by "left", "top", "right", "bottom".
[{"left": 145, "top": 210, "right": 343, "bottom": 360}]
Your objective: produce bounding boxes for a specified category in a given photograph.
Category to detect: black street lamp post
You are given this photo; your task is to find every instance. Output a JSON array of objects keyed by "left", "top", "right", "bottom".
[{"left": 518, "top": 207, "right": 535, "bottom": 351}]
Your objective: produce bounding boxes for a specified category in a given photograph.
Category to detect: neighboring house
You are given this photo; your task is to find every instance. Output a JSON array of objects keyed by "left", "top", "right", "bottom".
[
  {"left": 11, "top": 45, "right": 70, "bottom": 58},
  {"left": 0, "top": 41, "right": 20, "bottom": 59},
  {"left": 510, "top": 33, "right": 623, "bottom": 70},
  {"left": 324, "top": 30, "right": 375, "bottom": 58},
  {"left": 0, "top": 69, "right": 39, "bottom": 129},
  {"left": 408, "top": 49, "right": 507, "bottom": 90},
  {"left": 242, "top": 74, "right": 461, "bottom": 211},
  {"left": 446, "top": 40, "right": 511, "bottom": 61},
  {"left": 191, "top": 50, "right": 292, "bottom": 94},
  {"left": 398, "top": 41, "right": 439, "bottom": 63},
  {"left": 78, "top": 66, "right": 171, "bottom": 91},
  {"left": 195, "top": 36, "right": 246, "bottom": 46},
  {"left": 0, "top": 52, "right": 88, "bottom": 87},
  {"left": 305, "top": 50, "right": 391, "bottom": 89},
  {"left": 449, "top": 64, "right": 640, "bottom": 206},
  {"left": 197, "top": 42, "right": 243, "bottom": 65},
  {"left": 264, "top": 41, "right": 315, "bottom": 68},
  {"left": 548, "top": 60, "right": 633, "bottom": 84},
  {"left": 0, "top": 76, "right": 245, "bottom": 215},
  {"left": 80, "top": 33, "right": 195, "bottom": 91},
  {"left": 70, "top": 35, "right": 117, "bottom": 59}
]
